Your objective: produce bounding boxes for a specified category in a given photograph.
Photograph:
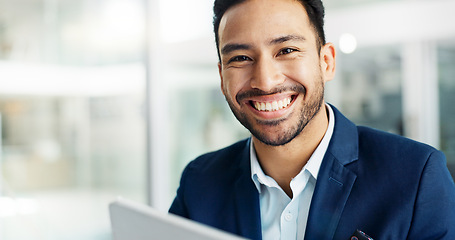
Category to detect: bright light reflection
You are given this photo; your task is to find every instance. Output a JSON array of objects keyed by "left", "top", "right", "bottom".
[
  {"left": 0, "top": 197, "right": 40, "bottom": 217},
  {"left": 159, "top": 0, "right": 213, "bottom": 42},
  {"left": 339, "top": 33, "right": 357, "bottom": 54},
  {"left": 0, "top": 62, "right": 144, "bottom": 96},
  {"left": 102, "top": 0, "right": 143, "bottom": 39},
  {"left": 62, "top": 0, "right": 143, "bottom": 53}
]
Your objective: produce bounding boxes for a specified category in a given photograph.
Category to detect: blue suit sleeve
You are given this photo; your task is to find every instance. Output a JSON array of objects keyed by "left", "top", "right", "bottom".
[
  {"left": 407, "top": 150, "right": 455, "bottom": 239},
  {"left": 169, "top": 164, "right": 190, "bottom": 218}
]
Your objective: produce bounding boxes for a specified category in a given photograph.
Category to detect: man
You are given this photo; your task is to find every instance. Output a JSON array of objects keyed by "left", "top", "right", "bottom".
[{"left": 169, "top": 0, "right": 455, "bottom": 239}]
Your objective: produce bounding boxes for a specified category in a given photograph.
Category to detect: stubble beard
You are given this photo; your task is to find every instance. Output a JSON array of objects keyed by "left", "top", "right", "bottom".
[{"left": 225, "top": 78, "right": 325, "bottom": 146}]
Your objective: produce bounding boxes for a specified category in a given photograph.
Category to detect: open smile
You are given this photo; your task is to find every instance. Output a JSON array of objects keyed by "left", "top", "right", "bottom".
[
  {"left": 250, "top": 96, "right": 295, "bottom": 112},
  {"left": 247, "top": 94, "right": 298, "bottom": 114}
]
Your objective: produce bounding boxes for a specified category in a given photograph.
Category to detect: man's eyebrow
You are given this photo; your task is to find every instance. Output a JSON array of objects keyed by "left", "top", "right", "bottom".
[
  {"left": 269, "top": 35, "right": 306, "bottom": 45},
  {"left": 220, "top": 43, "right": 252, "bottom": 55},
  {"left": 220, "top": 35, "right": 305, "bottom": 55}
]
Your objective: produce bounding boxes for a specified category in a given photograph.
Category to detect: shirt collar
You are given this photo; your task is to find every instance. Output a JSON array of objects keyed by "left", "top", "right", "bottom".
[{"left": 250, "top": 103, "right": 336, "bottom": 192}]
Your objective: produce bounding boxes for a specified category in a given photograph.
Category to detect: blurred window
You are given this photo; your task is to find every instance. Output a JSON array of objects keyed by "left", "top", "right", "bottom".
[
  {"left": 332, "top": 46, "right": 403, "bottom": 135},
  {"left": 169, "top": 86, "right": 249, "bottom": 194},
  {"left": 324, "top": 0, "right": 401, "bottom": 9},
  {"left": 438, "top": 42, "right": 455, "bottom": 174},
  {"left": 0, "top": 0, "right": 146, "bottom": 239}
]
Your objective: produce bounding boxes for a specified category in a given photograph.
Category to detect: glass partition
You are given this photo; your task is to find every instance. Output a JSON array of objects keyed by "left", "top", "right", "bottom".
[
  {"left": 0, "top": 0, "right": 146, "bottom": 239},
  {"left": 324, "top": 0, "right": 401, "bottom": 9},
  {"left": 438, "top": 42, "right": 455, "bottom": 176},
  {"left": 330, "top": 45, "right": 403, "bottom": 135},
  {"left": 169, "top": 85, "right": 249, "bottom": 194}
]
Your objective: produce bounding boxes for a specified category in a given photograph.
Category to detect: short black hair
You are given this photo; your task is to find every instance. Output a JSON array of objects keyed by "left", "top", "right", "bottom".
[{"left": 213, "top": 0, "right": 326, "bottom": 61}]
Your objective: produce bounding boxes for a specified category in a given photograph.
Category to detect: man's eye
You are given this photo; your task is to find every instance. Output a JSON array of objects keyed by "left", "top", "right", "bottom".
[
  {"left": 229, "top": 55, "right": 251, "bottom": 63},
  {"left": 278, "top": 48, "right": 297, "bottom": 55}
]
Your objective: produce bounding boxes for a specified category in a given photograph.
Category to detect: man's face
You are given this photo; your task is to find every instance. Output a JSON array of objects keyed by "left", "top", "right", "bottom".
[{"left": 217, "top": 0, "right": 333, "bottom": 146}]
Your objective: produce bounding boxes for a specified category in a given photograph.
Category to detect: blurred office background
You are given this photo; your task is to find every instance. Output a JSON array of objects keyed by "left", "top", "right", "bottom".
[{"left": 0, "top": 0, "right": 454, "bottom": 239}]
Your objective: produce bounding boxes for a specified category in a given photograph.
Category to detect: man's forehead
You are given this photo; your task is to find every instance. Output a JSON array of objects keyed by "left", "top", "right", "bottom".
[
  {"left": 218, "top": 0, "right": 313, "bottom": 48},
  {"left": 219, "top": 0, "right": 308, "bottom": 24}
]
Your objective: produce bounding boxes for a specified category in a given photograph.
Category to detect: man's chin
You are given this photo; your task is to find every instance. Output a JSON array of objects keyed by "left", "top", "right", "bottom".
[
  {"left": 254, "top": 116, "right": 287, "bottom": 127},
  {"left": 253, "top": 135, "right": 296, "bottom": 146},
  {"left": 249, "top": 127, "right": 300, "bottom": 147},
  {"left": 236, "top": 115, "right": 299, "bottom": 146}
]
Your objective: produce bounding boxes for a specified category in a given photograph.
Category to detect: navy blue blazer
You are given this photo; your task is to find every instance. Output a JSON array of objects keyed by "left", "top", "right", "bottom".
[{"left": 169, "top": 106, "right": 455, "bottom": 240}]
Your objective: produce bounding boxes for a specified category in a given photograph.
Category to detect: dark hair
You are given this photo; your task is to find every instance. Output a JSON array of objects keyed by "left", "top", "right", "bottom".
[{"left": 213, "top": 0, "right": 326, "bottom": 60}]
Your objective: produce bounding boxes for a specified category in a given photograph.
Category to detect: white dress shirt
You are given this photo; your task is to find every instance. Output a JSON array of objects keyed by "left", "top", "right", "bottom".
[{"left": 250, "top": 104, "right": 335, "bottom": 240}]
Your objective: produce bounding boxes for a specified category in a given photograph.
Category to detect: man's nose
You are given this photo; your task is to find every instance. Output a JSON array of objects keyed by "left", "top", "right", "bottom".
[{"left": 250, "top": 58, "right": 285, "bottom": 92}]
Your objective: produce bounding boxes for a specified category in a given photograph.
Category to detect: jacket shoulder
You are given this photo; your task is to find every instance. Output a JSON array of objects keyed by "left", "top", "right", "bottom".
[
  {"left": 356, "top": 126, "right": 440, "bottom": 159},
  {"left": 187, "top": 138, "right": 249, "bottom": 172}
]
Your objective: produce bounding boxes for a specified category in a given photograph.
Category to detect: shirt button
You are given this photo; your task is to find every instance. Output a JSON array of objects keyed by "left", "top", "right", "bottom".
[{"left": 284, "top": 213, "right": 293, "bottom": 221}]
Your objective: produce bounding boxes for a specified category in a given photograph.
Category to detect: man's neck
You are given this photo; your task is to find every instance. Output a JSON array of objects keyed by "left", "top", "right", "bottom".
[{"left": 252, "top": 104, "right": 329, "bottom": 197}]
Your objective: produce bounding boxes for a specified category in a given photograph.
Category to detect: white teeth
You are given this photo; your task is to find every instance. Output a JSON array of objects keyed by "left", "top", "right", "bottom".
[
  {"left": 265, "top": 102, "right": 272, "bottom": 111},
  {"left": 278, "top": 100, "right": 284, "bottom": 109},
  {"left": 272, "top": 101, "right": 278, "bottom": 110},
  {"left": 253, "top": 97, "right": 292, "bottom": 112}
]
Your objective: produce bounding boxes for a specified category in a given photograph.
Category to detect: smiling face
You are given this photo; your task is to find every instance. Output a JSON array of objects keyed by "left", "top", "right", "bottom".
[{"left": 217, "top": 0, "right": 335, "bottom": 146}]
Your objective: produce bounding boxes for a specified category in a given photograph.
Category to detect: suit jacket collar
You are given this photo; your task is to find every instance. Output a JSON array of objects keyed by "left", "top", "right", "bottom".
[
  {"left": 325, "top": 104, "right": 359, "bottom": 165},
  {"left": 234, "top": 138, "right": 262, "bottom": 240},
  {"left": 304, "top": 105, "right": 359, "bottom": 240}
]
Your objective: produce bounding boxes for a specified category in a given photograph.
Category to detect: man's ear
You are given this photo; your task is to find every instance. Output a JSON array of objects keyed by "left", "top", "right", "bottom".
[
  {"left": 218, "top": 62, "right": 226, "bottom": 96},
  {"left": 320, "top": 42, "right": 336, "bottom": 82}
]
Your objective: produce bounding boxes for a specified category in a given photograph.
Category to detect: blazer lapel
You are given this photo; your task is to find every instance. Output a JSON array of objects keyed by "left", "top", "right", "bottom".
[
  {"left": 234, "top": 139, "right": 262, "bottom": 240},
  {"left": 304, "top": 154, "right": 357, "bottom": 240},
  {"left": 304, "top": 106, "right": 359, "bottom": 240}
]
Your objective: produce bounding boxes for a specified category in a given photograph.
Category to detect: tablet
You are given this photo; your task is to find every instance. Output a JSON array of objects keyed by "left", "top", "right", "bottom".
[{"left": 109, "top": 197, "right": 248, "bottom": 240}]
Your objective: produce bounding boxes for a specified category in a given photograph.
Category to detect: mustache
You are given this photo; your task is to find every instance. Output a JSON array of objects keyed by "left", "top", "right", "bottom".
[{"left": 236, "top": 85, "right": 306, "bottom": 103}]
